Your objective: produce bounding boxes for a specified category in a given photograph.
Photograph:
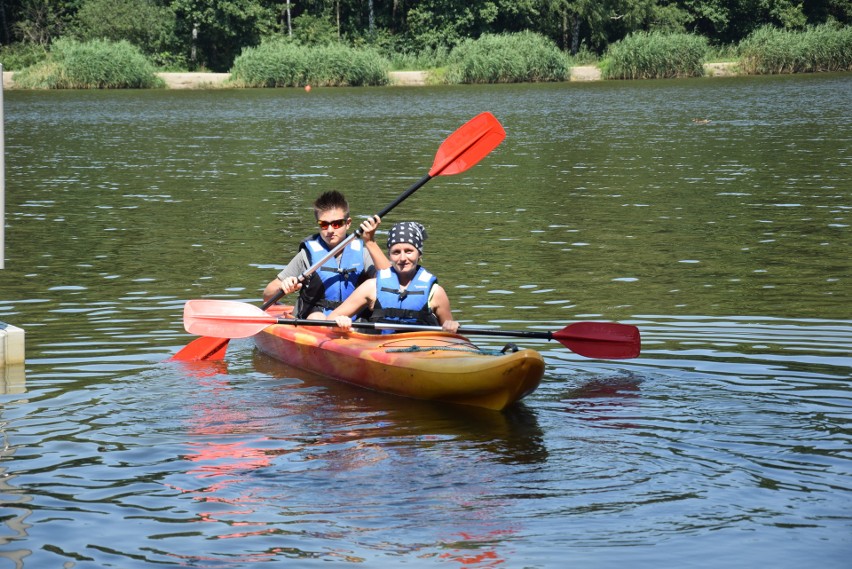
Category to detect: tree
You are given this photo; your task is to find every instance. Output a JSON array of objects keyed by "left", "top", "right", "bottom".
[
  {"left": 169, "top": 0, "right": 278, "bottom": 71},
  {"left": 74, "top": 0, "right": 177, "bottom": 57},
  {"left": 14, "top": 0, "right": 77, "bottom": 45}
]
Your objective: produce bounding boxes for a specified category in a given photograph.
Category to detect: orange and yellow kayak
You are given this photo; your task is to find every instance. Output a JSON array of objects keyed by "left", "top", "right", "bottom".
[{"left": 254, "top": 306, "right": 544, "bottom": 411}]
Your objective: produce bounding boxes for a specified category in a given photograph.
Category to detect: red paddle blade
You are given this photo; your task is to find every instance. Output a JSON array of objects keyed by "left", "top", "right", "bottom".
[
  {"left": 182, "top": 299, "right": 275, "bottom": 339},
  {"left": 170, "top": 336, "right": 230, "bottom": 362},
  {"left": 553, "top": 322, "right": 641, "bottom": 359},
  {"left": 429, "top": 112, "right": 506, "bottom": 177}
]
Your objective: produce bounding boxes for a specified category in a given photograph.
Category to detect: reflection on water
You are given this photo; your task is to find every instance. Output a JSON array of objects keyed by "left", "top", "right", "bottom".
[{"left": 0, "top": 75, "right": 850, "bottom": 567}]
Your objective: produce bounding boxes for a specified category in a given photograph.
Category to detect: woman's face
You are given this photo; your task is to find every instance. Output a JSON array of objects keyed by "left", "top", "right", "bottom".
[{"left": 388, "top": 243, "right": 421, "bottom": 276}]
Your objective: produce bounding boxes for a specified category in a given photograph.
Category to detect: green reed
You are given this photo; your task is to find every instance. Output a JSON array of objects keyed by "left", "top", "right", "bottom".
[
  {"left": 739, "top": 24, "right": 852, "bottom": 74},
  {"left": 230, "top": 41, "right": 389, "bottom": 87},
  {"left": 388, "top": 46, "right": 451, "bottom": 71},
  {"left": 601, "top": 32, "right": 708, "bottom": 79},
  {"left": 13, "top": 38, "right": 163, "bottom": 89},
  {"left": 445, "top": 32, "right": 570, "bottom": 84}
]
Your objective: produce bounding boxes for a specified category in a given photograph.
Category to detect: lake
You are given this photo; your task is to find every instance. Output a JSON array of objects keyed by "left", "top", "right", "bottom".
[{"left": 1, "top": 73, "right": 850, "bottom": 568}]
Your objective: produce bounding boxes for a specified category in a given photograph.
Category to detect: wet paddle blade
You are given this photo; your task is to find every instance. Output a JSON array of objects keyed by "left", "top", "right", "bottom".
[
  {"left": 553, "top": 322, "right": 641, "bottom": 359},
  {"left": 429, "top": 112, "right": 506, "bottom": 177},
  {"left": 170, "top": 336, "right": 230, "bottom": 361}
]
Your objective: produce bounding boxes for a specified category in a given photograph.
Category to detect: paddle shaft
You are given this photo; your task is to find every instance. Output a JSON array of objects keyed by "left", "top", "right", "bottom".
[{"left": 279, "top": 317, "right": 555, "bottom": 339}]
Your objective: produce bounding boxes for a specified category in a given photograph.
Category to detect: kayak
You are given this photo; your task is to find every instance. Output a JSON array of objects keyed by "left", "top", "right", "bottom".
[{"left": 253, "top": 306, "right": 545, "bottom": 411}]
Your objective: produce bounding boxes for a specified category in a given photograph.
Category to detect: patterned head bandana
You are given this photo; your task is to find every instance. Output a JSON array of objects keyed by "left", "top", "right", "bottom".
[{"left": 386, "top": 221, "right": 427, "bottom": 253}]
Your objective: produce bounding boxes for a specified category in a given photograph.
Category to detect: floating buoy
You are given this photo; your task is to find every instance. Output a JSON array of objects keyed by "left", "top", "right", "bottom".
[{"left": 305, "top": 85, "right": 312, "bottom": 92}]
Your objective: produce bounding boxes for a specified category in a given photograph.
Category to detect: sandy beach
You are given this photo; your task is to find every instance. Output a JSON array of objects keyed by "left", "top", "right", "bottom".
[{"left": 2, "top": 63, "right": 738, "bottom": 90}]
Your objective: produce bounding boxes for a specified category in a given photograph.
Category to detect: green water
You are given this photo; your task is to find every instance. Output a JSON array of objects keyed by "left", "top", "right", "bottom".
[{"left": 0, "top": 74, "right": 850, "bottom": 568}]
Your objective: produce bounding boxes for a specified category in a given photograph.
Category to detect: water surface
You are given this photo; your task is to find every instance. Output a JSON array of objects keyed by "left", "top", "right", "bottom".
[{"left": 1, "top": 74, "right": 850, "bottom": 567}]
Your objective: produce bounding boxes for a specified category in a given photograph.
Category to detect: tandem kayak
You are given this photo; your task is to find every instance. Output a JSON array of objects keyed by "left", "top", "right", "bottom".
[{"left": 253, "top": 306, "right": 545, "bottom": 411}]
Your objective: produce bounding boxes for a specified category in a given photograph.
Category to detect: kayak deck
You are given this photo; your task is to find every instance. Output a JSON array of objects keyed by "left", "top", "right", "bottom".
[{"left": 254, "top": 306, "right": 544, "bottom": 410}]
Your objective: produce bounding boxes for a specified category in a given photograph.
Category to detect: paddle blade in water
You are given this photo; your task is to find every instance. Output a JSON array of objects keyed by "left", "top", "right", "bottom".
[
  {"left": 553, "top": 322, "right": 641, "bottom": 359},
  {"left": 429, "top": 112, "right": 506, "bottom": 177},
  {"left": 170, "top": 336, "right": 230, "bottom": 361}
]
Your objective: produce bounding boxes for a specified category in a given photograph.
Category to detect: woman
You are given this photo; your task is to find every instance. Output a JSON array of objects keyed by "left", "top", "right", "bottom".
[{"left": 328, "top": 221, "right": 460, "bottom": 333}]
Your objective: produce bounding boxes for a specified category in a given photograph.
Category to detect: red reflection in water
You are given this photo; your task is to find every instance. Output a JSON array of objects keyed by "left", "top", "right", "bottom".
[{"left": 438, "top": 529, "right": 516, "bottom": 567}]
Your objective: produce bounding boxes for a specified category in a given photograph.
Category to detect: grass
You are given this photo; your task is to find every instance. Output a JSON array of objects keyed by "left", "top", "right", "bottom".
[
  {"left": 738, "top": 24, "right": 852, "bottom": 74},
  {"left": 601, "top": 32, "right": 708, "bottom": 79},
  {"left": 230, "top": 41, "right": 389, "bottom": 87},
  {"left": 13, "top": 38, "right": 163, "bottom": 89},
  {"left": 445, "top": 32, "right": 570, "bottom": 84}
]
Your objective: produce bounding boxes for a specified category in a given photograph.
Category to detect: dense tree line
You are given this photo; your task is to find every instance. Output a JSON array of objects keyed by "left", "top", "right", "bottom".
[{"left": 1, "top": 0, "right": 850, "bottom": 71}]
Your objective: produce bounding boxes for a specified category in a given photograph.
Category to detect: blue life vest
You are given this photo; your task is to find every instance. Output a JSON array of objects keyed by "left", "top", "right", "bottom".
[
  {"left": 298, "top": 235, "right": 367, "bottom": 317},
  {"left": 371, "top": 266, "right": 439, "bottom": 328}
]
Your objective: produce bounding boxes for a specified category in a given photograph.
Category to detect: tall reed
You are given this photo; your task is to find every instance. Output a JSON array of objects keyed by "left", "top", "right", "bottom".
[
  {"left": 13, "top": 38, "right": 163, "bottom": 89},
  {"left": 739, "top": 24, "right": 852, "bottom": 74},
  {"left": 601, "top": 32, "right": 708, "bottom": 79},
  {"left": 230, "top": 41, "right": 389, "bottom": 87},
  {"left": 445, "top": 32, "right": 570, "bottom": 84}
]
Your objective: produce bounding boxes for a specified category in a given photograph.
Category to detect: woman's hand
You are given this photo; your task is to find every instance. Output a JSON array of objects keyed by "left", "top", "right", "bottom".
[
  {"left": 333, "top": 315, "right": 353, "bottom": 331},
  {"left": 359, "top": 215, "right": 381, "bottom": 243},
  {"left": 441, "top": 320, "right": 460, "bottom": 334}
]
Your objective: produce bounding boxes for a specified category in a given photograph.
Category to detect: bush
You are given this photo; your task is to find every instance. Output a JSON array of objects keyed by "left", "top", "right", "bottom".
[
  {"left": 230, "top": 40, "right": 389, "bottom": 87},
  {"left": 14, "top": 38, "right": 163, "bottom": 89},
  {"left": 739, "top": 24, "right": 852, "bottom": 74},
  {"left": 601, "top": 32, "right": 708, "bottom": 79},
  {"left": 445, "top": 31, "right": 570, "bottom": 84},
  {"left": 0, "top": 42, "right": 49, "bottom": 71}
]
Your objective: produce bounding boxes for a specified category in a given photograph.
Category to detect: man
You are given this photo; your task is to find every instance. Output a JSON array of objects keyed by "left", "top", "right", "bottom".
[{"left": 263, "top": 191, "right": 389, "bottom": 319}]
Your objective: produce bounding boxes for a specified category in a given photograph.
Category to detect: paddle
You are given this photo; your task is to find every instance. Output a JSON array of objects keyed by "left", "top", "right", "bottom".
[
  {"left": 182, "top": 299, "right": 641, "bottom": 360},
  {"left": 170, "top": 112, "right": 507, "bottom": 362}
]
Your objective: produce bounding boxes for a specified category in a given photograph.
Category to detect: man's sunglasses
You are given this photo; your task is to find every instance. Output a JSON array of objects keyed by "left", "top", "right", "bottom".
[{"left": 317, "top": 218, "right": 349, "bottom": 230}]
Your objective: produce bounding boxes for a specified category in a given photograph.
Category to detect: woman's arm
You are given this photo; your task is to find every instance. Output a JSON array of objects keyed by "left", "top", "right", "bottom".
[
  {"left": 327, "top": 279, "right": 377, "bottom": 330},
  {"left": 429, "top": 285, "right": 460, "bottom": 333}
]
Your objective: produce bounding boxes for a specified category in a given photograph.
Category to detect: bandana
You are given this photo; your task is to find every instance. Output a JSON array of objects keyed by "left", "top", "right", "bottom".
[{"left": 386, "top": 221, "right": 427, "bottom": 253}]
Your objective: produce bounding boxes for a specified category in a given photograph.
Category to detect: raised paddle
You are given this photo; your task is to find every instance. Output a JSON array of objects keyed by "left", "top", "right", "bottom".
[
  {"left": 170, "top": 112, "right": 507, "bottom": 362},
  {"left": 182, "top": 299, "right": 642, "bottom": 360}
]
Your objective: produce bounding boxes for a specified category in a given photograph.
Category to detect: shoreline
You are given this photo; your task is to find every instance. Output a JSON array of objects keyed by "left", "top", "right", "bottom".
[{"left": 2, "top": 63, "right": 741, "bottom": 89}]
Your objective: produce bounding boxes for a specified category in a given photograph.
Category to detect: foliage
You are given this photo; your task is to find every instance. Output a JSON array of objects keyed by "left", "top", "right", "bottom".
[
  {"left": 404, "top": 0, "right": 505, "bottom": 52},
  {"left": 229, "top": 40, "right": 389, "bottom": 87},
  {"left": 601, "top": 31, "right": 708, "bottom": 79},
  {"left": 13, "top": 0, "right": 74, "bottom": 45},
  {"left": 13, "top": 37, "right": 164, "bottom": 88},
  {"left": 1, "top": 0, "right": 851, "bottom": 78},
  {"left": 738, "top": 24, "right": 852, "bottom": 73},
  {"left": 72, "top": 0, "right": 179, "bottom": 60},
  {"left": 388, "top": 46, "right": 452, "bottom": 71},
  {"left": 291, "top": 13, "right": 338, "bottom": 46},
  {"left": 445, "top": 31, "right": 570, "bottom": 83},
  {"left": 170, "top": 0, "right": 278, "bottom": 71},
  {"left": 0, "top": 42, "right": 49, "bottom": 70}
]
